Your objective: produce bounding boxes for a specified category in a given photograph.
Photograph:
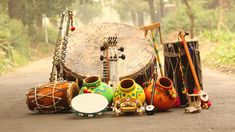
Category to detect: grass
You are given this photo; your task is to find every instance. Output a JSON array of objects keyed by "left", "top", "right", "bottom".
[{"left": 0, "top": 43, "right": 54, "bottom": 75}]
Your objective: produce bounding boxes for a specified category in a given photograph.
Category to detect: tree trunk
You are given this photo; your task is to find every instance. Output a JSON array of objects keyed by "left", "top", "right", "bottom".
[
  {"left": 183, "top": 0, "right": 194, "bottom": 39},
  {"left": 131, "top": 11, "right": 137, "bottom": 26},
  {"left": 137, "top": 11, "right": 144, "bottom": 26},
  {"left": 147, "top": 0, "right": 156, "bottom": 23},
  {"left": 8, "top": 0, "right": 19, "bottom": 19},
  {"left": 159, "top": 0, "right": 164, "bottom": 18},
  {"left": 217, "top": 0, "right": 223, "bottom": 31}
]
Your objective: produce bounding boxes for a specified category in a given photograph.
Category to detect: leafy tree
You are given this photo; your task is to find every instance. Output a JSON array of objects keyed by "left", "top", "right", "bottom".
[
  {"left": 74, "top": 0, "right": 102, "bottom": 24},
  {"left": 6, "top": 0, "right": 75, "bottom": 41},
  {"left": 0, "top": 0, "right": 8, "bottom": 13},
  {"left": 111, "top": 0, "right": 148, "bottom": 26}
]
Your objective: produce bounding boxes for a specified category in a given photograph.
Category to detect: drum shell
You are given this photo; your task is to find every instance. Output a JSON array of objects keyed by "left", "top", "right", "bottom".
[
  {"left": 113, "top": 78, "right": 145, "bottom": 104},
  {"left": 79, "top": 76, "right": 114, "bottom": 104},
  {"left": 26, "top": 81, "right": 79, "bottom": 113},
  {"left": 144, "top": 77, "right": 177, "bottom": 111},
  {"left": 163, "top": 40, "right": 203, "bottom": 105}
]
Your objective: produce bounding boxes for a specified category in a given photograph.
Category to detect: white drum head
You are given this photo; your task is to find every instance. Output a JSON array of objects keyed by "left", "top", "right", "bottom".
[{"left": 71, "top": 93, "right": 108, "bottom": 114}]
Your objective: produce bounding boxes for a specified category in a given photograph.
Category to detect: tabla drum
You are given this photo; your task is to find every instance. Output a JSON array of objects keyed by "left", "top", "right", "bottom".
[
  {"left": 71, "top": 93, "right": 108, "bottom": 117},
  {"left": 26, "top": 81, "right": 79, "bottom": 113},
  {"left": 163, "top": 39, "right": 203, "bottom": 105},
  {"left": 63, "top": 22, "right": 154, "bottom": 86}
]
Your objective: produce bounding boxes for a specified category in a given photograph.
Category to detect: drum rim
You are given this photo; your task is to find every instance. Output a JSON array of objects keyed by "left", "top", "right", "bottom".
[
  {"left": 71, "top": 93, "right": 108, "bottom": 115},
  {"left": 162, "top": 39, "right": 198, "bottom": 45}
]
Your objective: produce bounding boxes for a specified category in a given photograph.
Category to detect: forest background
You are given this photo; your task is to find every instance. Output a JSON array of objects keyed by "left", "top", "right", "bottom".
[{"left": 0, "top": 0, "right": 234, "bottom": 74}]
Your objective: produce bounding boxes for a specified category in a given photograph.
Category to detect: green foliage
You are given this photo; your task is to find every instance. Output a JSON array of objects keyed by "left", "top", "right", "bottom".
[
  {"left": 162, "top": 0, "right": 217, "bottom": 35},
  {"left": 0, "top": 13, "right": 55, "bottom": 74},
  {"left": 111, "top": 0, "right": 148, "bottom": 24},
  {"left": 0, "top": 13, "right": 31, "bottom": 54},
  {"left": 75, "top": 0, "right": 102, "bottom": 23},
  {"left": 202, "top": 30, "right": 235, "bottom": 67},
  {"left": 162, "top": 4, "right": 188, "bottom": 34},
  {"left": 162, "top": 0, "right": 235, "bottom": 68},
  {"left": 0, "top": 0, "right": 8, "bottom": 13}
]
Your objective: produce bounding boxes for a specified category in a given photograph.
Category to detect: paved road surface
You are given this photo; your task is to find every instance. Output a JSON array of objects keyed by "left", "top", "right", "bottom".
[{"left": 0, "top": 58, "right": 235, "bottom": 132}]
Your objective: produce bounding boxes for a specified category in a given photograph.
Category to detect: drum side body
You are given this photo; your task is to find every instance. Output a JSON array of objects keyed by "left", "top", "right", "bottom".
[
  {"left": 26, "top": 82, "right": 79, "bottom": 113},
  {"left": 163, "top": 40, "right": 203, "bottom": 105}
]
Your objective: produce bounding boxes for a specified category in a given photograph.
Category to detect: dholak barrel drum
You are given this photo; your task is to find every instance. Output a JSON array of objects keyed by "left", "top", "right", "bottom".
[
  {"left": 71, "top": 93, "right": 108, "bottom": 117},
  {"left": 163, "top": 39, "right": 203, "bottom": 105},
  {"left": 26, "top": 81, "right": 79, "bottom": 113},
  {"left": 63, "top": 22, "right": 155, "bottom": 87}
]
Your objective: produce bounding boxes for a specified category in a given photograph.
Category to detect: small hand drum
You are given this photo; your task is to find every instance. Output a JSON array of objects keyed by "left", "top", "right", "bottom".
[{"left": 71, "top": 93, "right": 108, "bottom": 117}]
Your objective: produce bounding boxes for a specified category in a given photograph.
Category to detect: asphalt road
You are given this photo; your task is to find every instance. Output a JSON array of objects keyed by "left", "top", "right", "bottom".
[{"left": 0, "top": 58, "right": 235, "bottom": 132}]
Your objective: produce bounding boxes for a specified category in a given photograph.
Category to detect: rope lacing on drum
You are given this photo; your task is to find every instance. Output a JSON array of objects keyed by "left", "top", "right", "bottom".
[{"left": 33, "top": 83, "right": 67, "bottom": 113}]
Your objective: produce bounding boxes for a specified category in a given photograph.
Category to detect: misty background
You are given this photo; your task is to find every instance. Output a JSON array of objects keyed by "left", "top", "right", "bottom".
[{"left": 0, "top": 0, "right": 234, "bottom": 74}]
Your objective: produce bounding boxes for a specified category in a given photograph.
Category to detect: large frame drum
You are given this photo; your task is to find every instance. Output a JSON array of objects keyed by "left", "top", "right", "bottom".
[
  {"left": 163, "top": 39, "right": 203, "bottom": 105},
  {"left": 63, "top": 22, "right": 155, "bottom": 87}
]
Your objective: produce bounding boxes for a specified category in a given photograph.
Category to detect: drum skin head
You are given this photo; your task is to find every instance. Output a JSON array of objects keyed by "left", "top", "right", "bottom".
[
  {"left": 65, "top": 22, "right": 153, "bottom": 78},
  {"left": 71, "top": 93, "right": 108, "bottom": 114}
]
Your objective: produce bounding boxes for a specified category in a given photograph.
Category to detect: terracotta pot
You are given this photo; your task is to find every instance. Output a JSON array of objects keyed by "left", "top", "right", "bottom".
[
  {"left": 144, "top": 77, "right": 177, "bottom": 111},
  {"left": 79, "top": 76, "right": 114, "bottom": 104},
  {"left": 113, "top": 78, "right": 145, "bottom": 104}
]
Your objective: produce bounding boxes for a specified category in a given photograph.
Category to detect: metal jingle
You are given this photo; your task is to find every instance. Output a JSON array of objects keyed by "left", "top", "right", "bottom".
[
  {"left": 50, "top": 73, "right": 54, "bottom": 76},
  {"left": 62, "top": 46, "right": 67, "bottom": 50},
  {"left": 78, "top": 113, "right": 84, "bottom": 117},
  {"left": 56, "top": 37, "right": 62, "bottom": 42},
  {"left": 63, "top": 40, "right": 68, "bottom": 45},
  {"left": 58, "top": 78, "right": 64, "bottom": 82},
  {"left": 53, "top": 56, "right": 59, "bottom": 60},
  {"left": 97, "top": 112, "right": 103, "bottom": 116},
  {"left": 61, "top": 54, "right": 66, "bottom": 59},
  {"left": 50, "top": 76, "right": 55, "bottom": 81},
  {"left": 55, "top": 51, "right": 60, "bottom": 55},
  {"left": 64, "top": 36, "right": 68, "bottom": 40},
  {"left": 88, "top": 114, "right": 94, "bottom": 118},
  {"left": 53, "top": 61, "right": 58, "bottom": 65},
  {"left": 55, "top": 47, "right": 60, "bottom": 51},
  {"left": 62, "top": 51, "right": 67, "bottom": 55}
]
